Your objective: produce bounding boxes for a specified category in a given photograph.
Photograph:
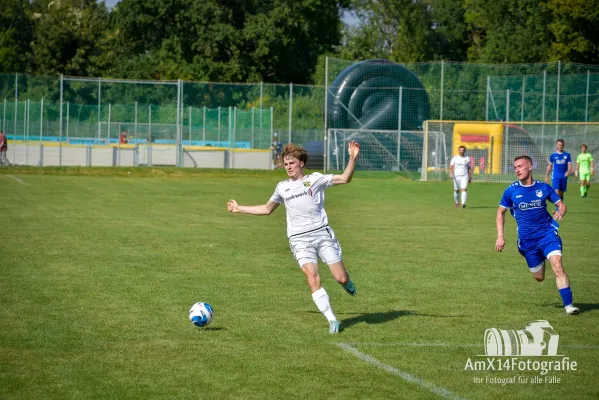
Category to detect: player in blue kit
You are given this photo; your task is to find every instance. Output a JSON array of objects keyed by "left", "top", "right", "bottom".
[
  {"left": 545, "top": 139, "right": 572, "bottom": 201},
  {"left": 496, "top": 155, "right": 579, "bottom": 315}
]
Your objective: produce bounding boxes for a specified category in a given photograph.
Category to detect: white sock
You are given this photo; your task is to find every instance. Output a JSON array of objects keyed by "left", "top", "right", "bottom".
[
  {"left": 453, "top": 191, "right": 459, "bottom": 204},
  {"left": 312, "top": 288, "right": 337, "bottom": 322},
  {"left": 461, "top": 191, "right": 467, "bottom": 205}
]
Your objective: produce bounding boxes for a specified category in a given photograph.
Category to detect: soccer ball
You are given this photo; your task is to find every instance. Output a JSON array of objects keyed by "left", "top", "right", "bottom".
[{"left": 189, "top": 302, "right": 214, "bottom": 327}]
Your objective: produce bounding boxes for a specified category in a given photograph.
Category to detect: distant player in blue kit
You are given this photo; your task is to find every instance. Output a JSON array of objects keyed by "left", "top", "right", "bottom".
[
  {"left": 496, "top": 155, "right": 579, "bottom": 315},
  {"left": 545, "top": 139, "right": 572, "bottom": 201}
]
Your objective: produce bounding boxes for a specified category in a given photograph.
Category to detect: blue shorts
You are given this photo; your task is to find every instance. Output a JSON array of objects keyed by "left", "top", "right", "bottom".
[
  {"left": 518, "top": 231, "right": 562, "bottom": 270},
  {"left": 552, "top": 177, "right": 568, "bottom": 192}
]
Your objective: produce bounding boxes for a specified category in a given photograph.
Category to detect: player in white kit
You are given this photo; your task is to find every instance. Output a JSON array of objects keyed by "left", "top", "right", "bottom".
[
  {"left": 449, "top": 146, "right": 472, "bottom": 208},
  {"left": 227, "top": 141, "right": 360, "bottom": 334}
]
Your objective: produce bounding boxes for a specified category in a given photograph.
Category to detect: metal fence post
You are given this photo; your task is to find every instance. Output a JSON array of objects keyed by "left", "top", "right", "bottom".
[
  {"left": 97, "top": 77, "right": 101, "bottom": 139},
  {"left": 397, "top": 86, "right": 403, "bottom": 171},
  {"left": 59, "top": 74, "right": 63, "bottom": 166},
  {"left": 217, "top": 106, "right": 221, "bottom": 145},
  {"left": 39, "top": 98, "right": 44, "bottom": 166},
  {"left": 24, "top": 99, "right": 28, "bottom": 165},
  {"left": 202, "top": 106, "right": 206, "bottom": 145},
  {"left": 324, "top": 56, "right": 329, "bottom": 173},
  {"left": 585, "top": 70, "right": 590, "bottom": 136},
  {"left": 485, "top": 76, "right": 490, "bottom": 121},
  {"left": 556, "top": 61, "right": 561, "bottom": 140},
  {"left": 259, "top": 81, "right": 263, "bottom": 142},
  {"left": 176, "top": 78, "right": 181, "bottom": 167},
  {"left": 541, "top": 70, "right": 546, "bottom": 155},
  {"left": 14, "top": 73, "right": 18, "bottom": 162},
  {"left": 232, "top": 107, "right": 236, "bottom": 169},
  {"left": 288, "top": 83, "right": 293, "bottom": 143},
  {"left": 134, "top": 101, "right": 138, "bottom": 139},
  {"left": 251, "top": 107, "right": 255, "bottom": 149},
  {"left": 520, "top": 77, "right": 525, "bottom": 123},
  {"left": 148, "top": 105, "right": 152, "bottom": 144},
  {"left": 440, "top": 60, "right": 444, "bottom": 136},
  {"left": 107, "top": 103, "right": 111, "bottom": 144},
  {"left": 504, "top": 89, "right": 510, "bottom": 173},
  {"left": 66, "top": 102, "right": 70, "bottom": 142}
]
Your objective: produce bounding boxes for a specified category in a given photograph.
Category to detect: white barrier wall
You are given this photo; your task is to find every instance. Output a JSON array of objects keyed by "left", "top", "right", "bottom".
[{"left": 8, "top": 143, "right": 271, "bottom": 170}]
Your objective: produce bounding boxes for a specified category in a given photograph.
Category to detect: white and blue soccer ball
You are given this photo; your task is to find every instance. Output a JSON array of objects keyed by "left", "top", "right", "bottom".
[{"left": 189, "top": 302, "right": 214, "bottom": 327}]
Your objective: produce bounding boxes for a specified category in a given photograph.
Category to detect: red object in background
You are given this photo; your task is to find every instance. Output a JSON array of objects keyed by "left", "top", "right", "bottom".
[
  {"left": 479, "top": 156, "right": 486, "bottom": 171},
  {"left": 461, "top": 135, "right": 490, "bottom": 143}
]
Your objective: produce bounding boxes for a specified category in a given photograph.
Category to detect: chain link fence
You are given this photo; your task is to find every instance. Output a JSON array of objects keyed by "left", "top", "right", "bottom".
[{"left": 1, "top": 59, "right": 599, "bottom": 169}]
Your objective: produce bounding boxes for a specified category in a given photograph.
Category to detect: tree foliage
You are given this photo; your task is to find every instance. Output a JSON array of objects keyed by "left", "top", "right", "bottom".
[
  {"left": 0, "top": 0, "right": 598, "bottom": 83},
  {"left": 0, "top": 0, "right": 33, "bottom": 73}
]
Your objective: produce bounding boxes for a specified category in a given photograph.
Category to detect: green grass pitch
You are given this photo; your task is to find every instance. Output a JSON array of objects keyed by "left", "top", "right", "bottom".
[{"left": 1, "top": 167, "right": 598, "bottom": 399}]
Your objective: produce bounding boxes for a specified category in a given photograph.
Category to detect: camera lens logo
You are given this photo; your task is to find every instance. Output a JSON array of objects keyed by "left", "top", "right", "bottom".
[{"left": 484, "top": 320, "right": 560, "bottom": 356}]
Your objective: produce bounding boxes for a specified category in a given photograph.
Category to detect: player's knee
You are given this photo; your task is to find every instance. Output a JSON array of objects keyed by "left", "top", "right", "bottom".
[
  {"left": 533, "top": 275, "right": 545, "bottom": 282},
  {"left": 335, "top": 272, "right": 349, "bottom": 285}
]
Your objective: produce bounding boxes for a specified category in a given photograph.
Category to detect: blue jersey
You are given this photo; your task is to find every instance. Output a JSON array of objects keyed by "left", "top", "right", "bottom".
[
  {"left": 499, "top": 180, "right": 562, "bottom": 240},
  {"left": 549, "top": 152, "right": 571, "bottom": 178}
]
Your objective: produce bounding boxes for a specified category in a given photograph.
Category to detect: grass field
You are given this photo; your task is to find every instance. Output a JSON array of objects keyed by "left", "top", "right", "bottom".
[{"left": 1, "top": 167, "right": 598, "bottom": 399}]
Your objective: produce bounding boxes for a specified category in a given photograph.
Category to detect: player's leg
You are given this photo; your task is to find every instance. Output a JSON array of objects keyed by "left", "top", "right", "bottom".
[
  {"left": 453, "top": 178, "right": 459, "bottom": 207},
  {"left": 317, "top": 230, "right": 356, "bottom": 296},
  {"left": 581, "top": 173, "right": 591, "bottom": 196},
  {"left": 546, "top": 254, "right": 579, "bottom": 314},
  {"left": 460, "top": 187, "right": 467, "bottom": 208},
  {"left": 542, "top": 234, "right": 579, "bottom": 315},
  {"left": 519, "top": 238, "right": 546, "bottom": 282},
  {"left": 292, "top": 239, "right": 339, "bottom": 329},
  {"left": 530, "top": 262, "right": 546, "bottom": 282},
  {"left": 580, "top": 176, "right": 586, "bottom": 197}
]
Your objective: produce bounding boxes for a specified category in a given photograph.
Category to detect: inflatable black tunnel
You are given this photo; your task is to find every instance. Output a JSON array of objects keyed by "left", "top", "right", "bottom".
[
  {"left": 328, "top": 59, "right": 431, "bottom": 131},
  {"left": 326, "top": 59, "right": 431, "bottom": 171}
]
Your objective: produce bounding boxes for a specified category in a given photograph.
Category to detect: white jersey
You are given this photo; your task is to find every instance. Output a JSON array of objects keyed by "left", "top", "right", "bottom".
[
  {"left": 450, "top": 155, "right": 471, "bottom": 177},
  {"left": 270, "top": 172, "right": 333, "bottom": 238}
]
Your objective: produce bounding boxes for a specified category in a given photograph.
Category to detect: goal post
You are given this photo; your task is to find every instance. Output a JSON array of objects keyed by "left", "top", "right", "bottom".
[
  {"left": 423, "top": 120, "right": 599, "bottom": 183},
  {"left": 326, "top": 128, "right": 425, "bottom": 179}
]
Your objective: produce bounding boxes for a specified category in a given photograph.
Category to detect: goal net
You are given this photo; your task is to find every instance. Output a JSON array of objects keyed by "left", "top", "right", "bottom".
[
  {"left": 423, "top": 121, "right": 599, "bottom": 182},
  {"left": 326, "top": 128, "right": 425, "bottom": 179}
]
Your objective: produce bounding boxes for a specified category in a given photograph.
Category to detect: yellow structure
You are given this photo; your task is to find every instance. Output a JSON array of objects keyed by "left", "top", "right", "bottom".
[{"left": 453, "top": 123, "right": 503, "bottom": 174}]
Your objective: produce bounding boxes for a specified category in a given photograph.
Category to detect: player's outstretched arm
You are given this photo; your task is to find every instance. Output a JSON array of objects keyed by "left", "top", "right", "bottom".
[
  {"left": 227, "top": 200, "right": 280, "bottom": 215},
  {"left": 332, "top": 140, "right": 360, "bottom": 185},
  {"left": 495, "top": 207, "right": 507, "bottom": 252}
]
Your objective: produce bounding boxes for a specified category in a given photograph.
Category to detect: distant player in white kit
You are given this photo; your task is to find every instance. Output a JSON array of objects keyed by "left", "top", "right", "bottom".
[
  {"left": 227, "top": 141, "right": 360, "bottom": 334},
  {"left": 449, "top": 146, "right": 472, "bottom": 208}
]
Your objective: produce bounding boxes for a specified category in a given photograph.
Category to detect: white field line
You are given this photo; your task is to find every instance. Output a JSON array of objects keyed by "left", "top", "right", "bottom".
[
  {"left": 341, "top": 342, "right": 599, "bottom": 349},
  {"left": 5, "top": 175, "right": 29, "bottom": 185},
  {"left": 335, "top": 343, "right": 468, "bottom": 400}
]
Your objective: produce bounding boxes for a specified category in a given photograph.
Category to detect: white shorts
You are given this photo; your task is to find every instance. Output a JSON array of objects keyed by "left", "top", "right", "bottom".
[
  {"left": 289, "top": 226, "right": 343, "bottom": 267},
  {"left": 453, "top": 175, "right": 469, "bottom": 190}
]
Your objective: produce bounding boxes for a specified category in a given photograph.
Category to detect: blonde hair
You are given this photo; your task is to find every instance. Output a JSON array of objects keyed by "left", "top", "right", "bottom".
[{"left": 282, "top": 143, "right": 308, "bottom": 165}]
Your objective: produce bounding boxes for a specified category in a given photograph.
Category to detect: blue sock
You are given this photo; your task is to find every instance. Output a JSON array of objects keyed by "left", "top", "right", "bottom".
[{"left": 559, "top": 287, "right": 573, "bottom": 307}]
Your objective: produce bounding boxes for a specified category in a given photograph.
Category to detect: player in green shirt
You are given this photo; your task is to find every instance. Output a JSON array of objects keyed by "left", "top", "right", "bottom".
[{"left": 575, "top": 144, "right": 594, "bottom": 197}]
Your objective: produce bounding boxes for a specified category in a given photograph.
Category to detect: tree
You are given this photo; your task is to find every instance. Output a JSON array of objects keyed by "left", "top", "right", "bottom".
[
  {"left": 30, "top": 0, "right": 115, "bottom": 76},
  {"left": 544, "top": 0, "right": 599, "bottom": 63},
  {"left": 464, "top": 0, "right": 553, "bottom": 63},
  {"left": 111, "top": 0, "right": 346, "bottom": 83},
  {"left": 0, "top": 0, "right": 32, "bottom": 73}
]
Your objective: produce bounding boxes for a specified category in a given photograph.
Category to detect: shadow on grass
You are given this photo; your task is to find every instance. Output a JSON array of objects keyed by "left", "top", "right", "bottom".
[
  {"left": 305, "top": 310, "right": 465, "bottom": 330},
  {"left": 340, "top": 310, "right": 415, "bottom": 329},
  {"left": 194, "top": 327, "right": 226, "bottom": 332},
  {"left": 547, "top": 303, "right": 599, "bottom": 314}
]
